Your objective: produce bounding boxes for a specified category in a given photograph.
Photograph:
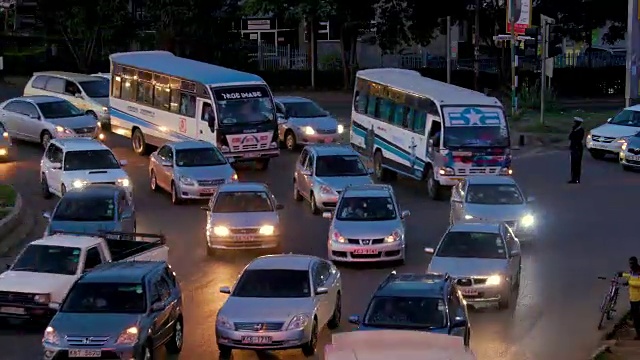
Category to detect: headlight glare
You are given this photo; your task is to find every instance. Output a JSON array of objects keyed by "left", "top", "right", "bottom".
[
  {"left": 520, "top": 214, "right": 534, "bottom": 227},
  {"left": 486, "top": 275, "right": 501, "bottom": 285},
  {"left": 43, "top": 326, "right": 60, "bottom": 345},
  {"left": 303, "top": 126, "right": 315, "bottom": 135},
  {"left": 72, "top": 179, "right": 87, "bottom": 188},
  {"left": 259, "top": 225, "right": 275, "bottom": 236},
  {"left": 115, "top": 326, "right": 139, "bottom": 345},
  {"left": 331, "top": 231, "right": 346, "bottom": 243},
  {"left": 117, "top": 178, "right": 130, "bottom": 187},
  {"left": 337, "top": 124, "right": 344, "bottom": 133},
  {"left": 213, "top": 226, "right": 230, "bottom": 237}
]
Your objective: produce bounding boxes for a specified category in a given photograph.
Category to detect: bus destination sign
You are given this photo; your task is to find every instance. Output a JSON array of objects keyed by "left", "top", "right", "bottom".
[{"left": 213, "top": 86, "right": 269, "bottom": 100}]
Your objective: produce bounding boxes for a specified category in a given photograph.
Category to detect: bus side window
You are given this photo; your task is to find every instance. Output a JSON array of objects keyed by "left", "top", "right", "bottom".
[
  {"left": 355, "top": 91, "right": 367, "bottom": 113},
  {"left": 413, "top": 110, "right": 427, "bottom": 134},
  {"left": 112, "top": 75, "right": 122, "bottom": 98},
  {"left": 392, "top": 105, "right": 406, "bottom": 127},
  {"left": 405, "top": 108, "right": 415, "bottom": 129},
  {"left": 179, "top": 93, "right": 196, "bottom": 117},
  {"left": 366, "top": 95, "right": 378, "bottom": 117},
  {"left": 121, "top": 78, "right": 136, "bottom": 101},
  {"left": 378, "top": 99, "right": 393, "bottom": 123}
]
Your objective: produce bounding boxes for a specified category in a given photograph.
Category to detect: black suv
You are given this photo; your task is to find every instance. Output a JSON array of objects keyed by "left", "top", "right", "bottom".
[{"left": 347, "top": 272, "right": 471, "bottom": 346}]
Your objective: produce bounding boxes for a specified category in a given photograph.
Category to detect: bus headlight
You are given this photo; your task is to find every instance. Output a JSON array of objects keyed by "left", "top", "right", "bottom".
[
  {"left": 439, "top": 167, "right": 455, "bottom": 176},
  {"left": 499, "top": 167, "right": 513, "bottom": 175}
]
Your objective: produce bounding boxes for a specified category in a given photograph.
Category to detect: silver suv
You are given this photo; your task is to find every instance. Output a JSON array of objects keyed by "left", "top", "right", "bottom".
[{"left": 293, "top": 144, "right": 373, "bottom": 214}]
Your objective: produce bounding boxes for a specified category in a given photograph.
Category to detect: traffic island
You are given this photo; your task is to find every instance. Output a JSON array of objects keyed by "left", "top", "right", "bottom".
[
  {"left": 0, "top": 184, "right": 33, "bottom": 255},
  {"left": 591, "top": 311, "right": 640, "bottom": 359}
]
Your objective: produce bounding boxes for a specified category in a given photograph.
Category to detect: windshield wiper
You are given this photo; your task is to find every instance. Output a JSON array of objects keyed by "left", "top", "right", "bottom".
[{"left": 11, "top": 266, "right": 39, "bottom": 271}]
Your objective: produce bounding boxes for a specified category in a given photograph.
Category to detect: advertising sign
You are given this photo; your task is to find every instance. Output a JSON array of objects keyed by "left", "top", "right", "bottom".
[{"left": 506, "top": 0, "right": 532, "bottom": 35}]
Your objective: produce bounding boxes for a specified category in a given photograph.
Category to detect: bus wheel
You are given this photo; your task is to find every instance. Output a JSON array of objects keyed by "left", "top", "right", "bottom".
[
  {"left": 132, "top": 128, "right": 150, "bottom": 156},
  {"left": 427, "top": 167, "right": 445, "bottom": 200},
  {"left": 373, "top": 150, "right": 395, "bottom": 182},
  {"left": 255, "top": 158, "right": 270, "bottom": 170}
]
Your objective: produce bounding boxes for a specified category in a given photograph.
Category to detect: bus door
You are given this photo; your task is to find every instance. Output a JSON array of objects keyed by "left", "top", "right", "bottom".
[{"left": 196, "top": 98, "right": 216, "bottom": 143}]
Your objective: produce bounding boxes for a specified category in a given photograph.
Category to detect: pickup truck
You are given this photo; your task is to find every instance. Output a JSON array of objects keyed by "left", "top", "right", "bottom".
[{"left": 0, "top": 231, "right": 168, "bottom": 321}]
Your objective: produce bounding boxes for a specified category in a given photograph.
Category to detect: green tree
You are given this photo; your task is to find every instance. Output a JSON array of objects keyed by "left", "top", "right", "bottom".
[{"left": 37, "top": 0, "right": 135, "bottom": 71}]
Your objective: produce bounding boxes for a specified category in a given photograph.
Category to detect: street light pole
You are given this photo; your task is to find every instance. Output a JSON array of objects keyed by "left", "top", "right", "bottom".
[
  {"left": 474, "top": 0, "right": 480, "bottom": 91},
  {"left": 509, "top": 0, "right": 517, "bottom": 115},
  {"left": 446, "top": 16, "right": 452, "bottom": 83}
]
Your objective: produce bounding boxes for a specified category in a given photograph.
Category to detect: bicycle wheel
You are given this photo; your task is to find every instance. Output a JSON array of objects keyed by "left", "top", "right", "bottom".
[
  {"left": 598, "top": 294, "right": 611, "bottom": 330},
  {"left": 606, "top": 288, "right": 619, "bottom": 320}
]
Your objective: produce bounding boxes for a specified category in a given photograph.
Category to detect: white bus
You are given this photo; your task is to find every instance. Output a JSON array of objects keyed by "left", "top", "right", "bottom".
[
  {"left": 109, "top": 51, "right": 279, "bottom": 170},
  {"left": 350, "top": 68, "right": 511, "bottom": 200}
]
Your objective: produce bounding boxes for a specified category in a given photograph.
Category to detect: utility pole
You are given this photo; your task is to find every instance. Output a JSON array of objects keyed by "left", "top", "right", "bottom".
[
  {"left": 540, "top": 15, "right": 555, "bottom": 125},
  {"left": 446, "top": 16, "right": 452, "bottom": 83},
  {"left": 509, "top": 0, "right": 517, "bottom": 115},
  {"left": 625, "top": 0, "right": 639, "bottom": 107},
  {"left": 474, "top": 0, "right": 480, "bottom": 90}
]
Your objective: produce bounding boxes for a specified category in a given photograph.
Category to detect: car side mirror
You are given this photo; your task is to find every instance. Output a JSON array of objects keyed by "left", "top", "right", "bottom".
[
  {"left": 42, "top": 211, "right": 51, "bottom": 219},
  {"left": 322, "top": 211, "right": 332, "bottom": 219},
  {"left": 452, "top": 317, "right": 468, "bottom": 328},
  {"left": 51, "top": 163, "right": 62, "bottom": 169},
  {"left": 150, "top": 301, "right": 164, "bottom": 312},
  {"left": 316, "top": 287, "right": 329, "bottom": 295},
  {"left": 161, "top": 161, "right": 172, "bottom": 167},
  {"left": 75, "top": 93, "right": 83, "bottom": 98},
  {"left": 401, "top": 210, "right": 411, "bottom": 219},
  {"left": 276, "top": 204, "right": 284, "bottom": 210},
  {"left": 119, "top": 160, "right": 128, "bottom": 166},
  {"left": 607, "top": 117, "right": 612, "bottom": 123},
  {"left": 367, "top": 168, "right": 374, "bottom": 175},
  {"left": 527, "top": 196, "right": 536, "bottom": 202},
  {"left": 348, "top": 315, "right": 360, "bottom": 324},
  {"left": 424, "top": 247, "right": 435, "bottom": 254},
  {"left": 300, "top": 169, "right": 312, "bottom": 176},
  {"left": 5, "top": 264, "right": 10, "bottom": 270},
  {"left": 219, "top": 286, "right": 231, "bottom": 294}
]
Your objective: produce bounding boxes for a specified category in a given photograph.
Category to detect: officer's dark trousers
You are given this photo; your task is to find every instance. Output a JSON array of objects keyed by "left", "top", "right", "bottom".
[
  {"left": 631, "top": 301, "right": 640, "bottom": 336},
  {"left": 570, "top": 149, "right": 583, "bottom": 182}
]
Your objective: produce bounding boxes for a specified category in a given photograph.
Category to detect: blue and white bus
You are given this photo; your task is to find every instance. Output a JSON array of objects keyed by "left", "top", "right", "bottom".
[
  {"left": 350, "top": 69, "right": 511, "bottom": 200},
  {"left": 109, "top": 51, "right": 279, "bottom": 170}
]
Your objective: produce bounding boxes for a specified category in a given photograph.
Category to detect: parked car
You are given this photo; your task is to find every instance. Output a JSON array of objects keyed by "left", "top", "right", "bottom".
[
  {"left": 347, "top": 272, "right": 471, "bottom": 346},
  {"left": 586, "top": 106, "right": 640, "bottom": 160},
  {"left": 202, "top": 182, "right": 283, "bottom": 255},
  {"left": 43, "top": 184, "right": 136, "bottom": 236},
  {"left": 24, "top": 71, "right": 110, "bottom": 128},
  {"left": 0, "top": 95, "right": 103, "bottom": 148},
  {"left": 0, "top": 120, "right": 12, "bottom": 160},
  {"left": 619, "top": 130, "right": 640, "bottom": 171},
  {"left": 149, "top": 140, "right": 237, "bottom": 205},
  {"left": 275, "top": 96, "right": 344, "bottom": 150},
  {"left": 42, "top": 261, "right": 182, "bottom": 360},
  {"left": 323, "top": 184, "right": 409, "bottom": 264},
  {"left": 294, "top": 144, "right": 374, "bottom": 214},
  {"left": 40, "top": 138, "right": 131, "bottom": 199},
  {"left": 216, "top": 254, "right": 342, "bottom": 357},
  {"left": 425, "top": 222, "right": 522, "bottom": 309}
]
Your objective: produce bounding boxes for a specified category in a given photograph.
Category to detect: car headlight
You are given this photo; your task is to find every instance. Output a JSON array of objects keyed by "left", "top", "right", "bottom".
[
  {"left": 229, "top": 173, "right": 238, "bottom": 182},
  {"left": 331, "top": 231, "right": 346, "bottom": 243},
  {"left": 43, "top": 326, "right": 60, "bottom": 345},
  {"left": 486, "top": 275, "right": 501, "bottom": 285},
  {"left": 337, "top": 124, "right": 344, "bottom": 133},
  {"left": 622, "top": 142, "right": 628, "bottom": 151},
  {"left": 319, "top": 185, "right": 337, "bottom": 195},
  {"left": 586, "top": 133, "right": 592, "bottom": 142},
  {"left": 117, "top": 178, "right": 130, "bottom": 187},
  {"left": 0, "top": 148, "right": 8, "bottom": 156},
  {"left": 499, "top": 167, "right": 513, "bottom": 175},
  {"left": 520, "top": 214, "right": 534, "bottom": 227},
  {"left": 439, "top": 167, "right": 455, "bottom": 176},
  {"left": 2, "top": 131, "right": 8, "bottom": 138},
  {"left": 259, "top": 225, "right": 275, "bottom": 236},
  {"left": 287, "top": 313, "right": 310, "bottom": 330},
  {"left": 213, "top": 226, "right": 230, "bottom": 237},
  {"left": 179, "top": 176, "right": 195, "bottom": 186},
  {"left": 34, "top": 294, "right": 51, "bottom": 304},
  {"left": 616, "top": 137, "right": 628, "bottom": 145},
  {"left": 55, "top": 126, "right": 73, "bottom": 134},
  {"left": 216, "top": 315, "right": 233, "bottom": 329},
  {"left": 72, "top": 179, "right": 87, "bottom": 189},
  {"left": 115, "top": 326, "right": 138, "bottom": 345},
  {"left": 303, "top": 126, "right": 315, "bottom": 135},
  {"left": 384, "top": 230, "right": 401, "bottom": 243}
]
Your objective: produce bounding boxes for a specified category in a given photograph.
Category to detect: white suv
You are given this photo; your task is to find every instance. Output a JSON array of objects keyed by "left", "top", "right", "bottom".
[{"left": 40, "top": 138, "right": 131, "bottom": 199}]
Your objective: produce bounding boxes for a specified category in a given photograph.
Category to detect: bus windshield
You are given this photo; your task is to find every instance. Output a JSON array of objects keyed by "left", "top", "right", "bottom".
[
  {"left": 212, "top": 85, "right": 275, "bottom": 126},
  {"left": 442, "top": 106, "right": 509, "bottom": 148}
]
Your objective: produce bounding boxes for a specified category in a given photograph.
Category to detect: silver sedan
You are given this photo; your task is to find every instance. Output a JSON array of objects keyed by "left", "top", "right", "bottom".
[
  {"left": 450, "top": 175, "right": 537, "bottom": 238},
  {"left": 216, "top": 254, "right": 342, "bottom": 358},
  {"left": 275, "top": 96, "right": 344, "bottom": 150},
  {"left": 203, "top": 182, "right": 283, "bottom": 255},
  {"left": 619, "top": 131, "right": 640, "bottom": 170},
  {"left": 149, "top": 140, "right": 238, "bottom": 205}
]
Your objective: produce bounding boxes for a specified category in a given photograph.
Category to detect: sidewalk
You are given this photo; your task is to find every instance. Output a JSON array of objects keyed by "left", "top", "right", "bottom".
[{"left": 595, "top": 317, "right": 640, "bottom": 359}]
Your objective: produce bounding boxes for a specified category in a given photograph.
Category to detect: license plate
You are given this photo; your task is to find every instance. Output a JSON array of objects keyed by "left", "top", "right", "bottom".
[
  {"left": 460, "top": 288, "right": 479, "bottom": 296},
  {"left": 201, "top": 188, "right": 216, "bottom": 194},
  {"left": 241, "top": 336, "right": 272, "bottom": 344},
  {"left": 353, "top": 248, "right": 378, "bottom": 254},
  {"left": 0, "top": 307, "right": 25, "bottom": 314},
  {"left": 242, "top": 152, "right": 257, "bottom": 158},
  {"left": 68, "top": 349, "right": 101, "bottom": 357},
  {"left": 235, "top": 235, "right": 255, "bottom": 241},
  {"left": 324, "top": 138, "right": 333, "bottom": 143},
  {"left": 590, "top": 142, "right": 609, "bottom": 149},
  {"left": 627, "top": 154, "right": 640, "bottom": 161}
]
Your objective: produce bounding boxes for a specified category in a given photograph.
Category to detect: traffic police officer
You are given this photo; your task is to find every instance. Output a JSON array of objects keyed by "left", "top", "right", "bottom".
[{"left": 568, "top": 117, "right": 585, "bottom": 184}]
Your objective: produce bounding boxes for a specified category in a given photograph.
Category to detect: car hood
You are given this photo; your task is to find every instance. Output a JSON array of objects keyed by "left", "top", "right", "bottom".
[
  {"left": 47, "top": 220, "right": 118, "bottom": 235},
  {"left": 463, "top": 203, "right": 530, "bottom": 221},
  {"left": 289, "top": 116, "right": 338, "bottom": 130},
  {"left": 428, "top": 257, "right": 508, "bottom": 278},
  {"left": 48, "top": 115, "right": 98, "bottom": 129},
  {"left": 333, "top": 220, "right": 399, "bottom": 238},
  {"left": 591, "top": 123, "right": 640, "bottom": 138},
  {"left": 317, "top": 176, "right": 373, "bottom": 191},
  {"left": 0, "top": 271, "right": 77, "bottom": 304},
  {"left": 176, "top": 164, "right": 234, "bottom": 180},
  {"left": 220, "top": 297, "right": 314, "bottom": 322},
  {"left": 61, "top": 168, "right": 127, "bottom": 183},
  {"left": 625, "top": 136, "right": 640, "bottom": 147},
  {"left": 209, "top": 211, "right": 279, "bottom": 228},
  {"left": 50, "top": 313, "right": 142, "bottom": 337}
]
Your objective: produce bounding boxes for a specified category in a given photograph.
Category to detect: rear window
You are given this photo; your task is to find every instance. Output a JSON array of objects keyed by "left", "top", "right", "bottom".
[{"left": 436, "top": 231, "right": 506, "bottom": 259}]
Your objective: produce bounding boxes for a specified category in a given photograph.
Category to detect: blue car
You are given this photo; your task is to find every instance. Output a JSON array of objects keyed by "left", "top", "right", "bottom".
[
  {"left": 43, "top": 184, "right": 135, "bottom": 236},
  {"left": 347, "top": 272, "right": 471, "bottom": 346}
]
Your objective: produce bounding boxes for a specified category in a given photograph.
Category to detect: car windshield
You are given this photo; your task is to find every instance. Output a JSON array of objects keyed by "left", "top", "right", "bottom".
[
  {"left": 283, "top": 100, "right": 326, "bottom": 118},
  {"left": 61, "top": 283, "right": 146, "bottom": 313},
  {"left": 609, "top": 110, "right": 640, "bottom": 127},
  {"left": 232, "top": 269, "right": 311, "bottom": 298},
  {"left": 336, "top": 196, "right": 397, "bottom": 221},
  {"left": 52, "top": 195, "right": 116, "bottom": 221},
  {"left": 37, "top": 100, "right": 84, "bottom": 119},
  {"left": 363, "top": 296, "right": 447, "bottom": 329},
  {"left": 11, "top": 245, "right": 80, "bottom": 275},
  {"left": 79, "top": 79, "right": 110, "bottom": 98},
  {"left": 212, "top": 86, "right": 275, "bottom": 126},
  {"left": 213, "top": 191, "right": 273, "bottom": 212},
  {"left": 64, "top": 150, "right": 120, "bottom": 171},
  {"left": 175, "top": 148, "right": 226, "bottom": 167},
  {"left": 315, "top": 155, "right": 368, "bottom": 177},
  {"left": 436, "top": 231, "right": 507, "bottom": 259},
  {"left": 466, "top": 184, "right": 524, "bottom": 205}
]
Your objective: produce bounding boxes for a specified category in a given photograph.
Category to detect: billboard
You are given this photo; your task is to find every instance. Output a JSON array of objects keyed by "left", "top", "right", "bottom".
[{"left": 506, "top": 0, "right": 532, "bottom": 35}]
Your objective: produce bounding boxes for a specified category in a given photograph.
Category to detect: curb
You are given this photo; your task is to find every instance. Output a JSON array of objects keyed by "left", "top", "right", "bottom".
[
  {"left": 589, "top": 311, "right": 632, "bottom": 359},
  {"left": 0, "top": 189, "right": 23, "bottom": 245}
]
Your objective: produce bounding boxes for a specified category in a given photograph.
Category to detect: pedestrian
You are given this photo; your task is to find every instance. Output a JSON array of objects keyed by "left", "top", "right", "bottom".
[
  {"left": 568, "top": 117, "right": 585, "bottom": 184},
  {"left": 619, "top": 257, "right": 640, "bottom": 339}
]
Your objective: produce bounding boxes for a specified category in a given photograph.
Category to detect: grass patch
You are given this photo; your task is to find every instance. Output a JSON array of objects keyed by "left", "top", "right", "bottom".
[
  {"left": 511, "top": 109, "right": 618, "bottom": 134},
  {"left": 0, "top": 184, "right": 17, "bottom": 208}
]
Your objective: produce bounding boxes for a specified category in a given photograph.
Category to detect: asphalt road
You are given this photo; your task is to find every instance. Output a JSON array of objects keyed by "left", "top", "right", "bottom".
[{"left": 0, "top": 90, "right": 636, "bottom": 360}]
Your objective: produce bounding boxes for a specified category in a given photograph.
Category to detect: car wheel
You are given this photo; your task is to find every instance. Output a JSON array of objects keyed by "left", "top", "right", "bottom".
[
  {"left": 40, "top": 131, "right": 52, "bottom": 149},
  {"left": 589, "top": 149, "right": 606, "bottom": 160},
  {"left": 171, "top": 182, "right": 182, "bottom": 205},
  {"left": 301, "top": 319, "right": 318, "bottom": 357},
  {"left": 373, "top": 150, "right": 396, "bottom": 181},
  {"left": 327, "top": 292, "right": 341, "bottom": 330},
  {"left": 61, "top": 184, "right": 67, "bottom": 196},
  {"left": 218, "top": 344, "right": 232, "bottom": 359},
  {"left": 132, "top": 128, "right": 150, "bottom": 156},
  {"left": 41, "top": 174, "right": 52, "bottom": 199},
  {"left": 150, "top": 170, "right": 159, "bottom": 192},
  {"left": 165, "top": 317, "right": 183, "bottom": 354},
  {"left": 427, "top": 167, "right": 445, "bottom": 201},
  {"left": 498, "top": 293, "right": 510, "bottom": 310},
  {"left": 310, "top": 193, "right": 320, "bottom": 215},
  {"left": 285, "top": 130, "right": 297, "bottom": 150},
  {"left": 138, "top": 343, "right": 152, "bottom": 360},
  {"left": 293, "top": 180, "right": 302, "bottom": 201}
]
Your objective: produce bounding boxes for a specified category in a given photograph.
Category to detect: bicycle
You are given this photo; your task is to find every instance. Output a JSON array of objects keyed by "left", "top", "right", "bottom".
[{"left": 597, "top": 273, "right": 622, "bottom": 330}]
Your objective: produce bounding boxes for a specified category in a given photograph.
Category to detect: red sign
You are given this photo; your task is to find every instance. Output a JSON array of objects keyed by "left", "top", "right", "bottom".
[
  {"left": 179, "top": 118, "right": 187, "bottom": 133},
  {"left": 232, "top": 137, "right": 241, "bottom": 144},
  {"left": 506, "top": 23, "right": 528, "bottom": 35},
  {"left": 259, "top": 135, "right": 269, "bottom": 141}
]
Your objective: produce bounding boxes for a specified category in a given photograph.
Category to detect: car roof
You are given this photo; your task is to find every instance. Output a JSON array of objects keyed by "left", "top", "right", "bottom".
[
  {"left": 274, "top": 96, "right": 313, "bottom": 103},
  {"left": 65, "top": 184, "right": 121, "bottom": 197},
  {"left": 343, "top": 184, "right": 391, "bottom": 198},
  {"left": 31, "top": 234, "right": 103, "bottom": 248},
  {"left": 33, "top": 71, "right": 102, "bottom": 82},
  {"left": 9, "top": 95, "right": 68, "bottom": 104},
  {"left": 51, "top": 138, "right": 109, "bottom": 151},
  {"left": 168, "top": 140, "right": 215, "bottom": 150},
  {"left": 465, "top": 176, "right": 517, "bottom": 185},
  {"left": 448, "top": 222, "right": 502, "bottom": 233},
  {"left": 306, "top": 144, "right": 359, "bottom": 156},
  {"left": 217, "top": 182, "right": 269, "bottom": 193},
  {"left": 626, "top": 104, "right": 640, "bottom": 112},
  {"left": 375, "top": 273, "right": 449, "bottom": 298},
  {"left": 79, "top": 261, "right": 163, "bottom": 283},
  {"left": 247, "top": 254, "right": 316, "bottom": 271}
]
